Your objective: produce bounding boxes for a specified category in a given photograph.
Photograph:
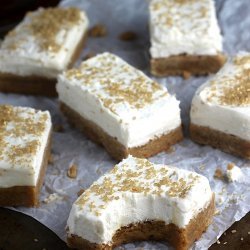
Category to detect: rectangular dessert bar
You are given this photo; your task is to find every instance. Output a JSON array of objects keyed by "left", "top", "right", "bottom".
[
  {"left": 190, "top": 52, "right": 250, "bottom": 159},
  {"left": 0, "top": 7, "right": 89, "bottom": 96},
  {"left": 0, "top": 105, "right": 52, "bottom": 207},
  {"left": 57, "top": 52, "right": 183, "bottom": 160},
  {"left": 149, "top": 0, "right": 226, "bottom": 77},
  {"left": 67, "top": 156, "right": 215, "bottom": 250}
]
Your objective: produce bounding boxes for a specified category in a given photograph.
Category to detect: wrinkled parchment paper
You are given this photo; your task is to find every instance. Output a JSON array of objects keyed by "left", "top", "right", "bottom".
[{"left": 1, "top": 0, "right": 250, "bottom": 249}]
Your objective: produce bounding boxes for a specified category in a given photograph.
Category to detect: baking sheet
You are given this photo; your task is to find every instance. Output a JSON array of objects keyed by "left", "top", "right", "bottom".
[{"left": 1, "top": 0, "right": 250, "bottom": 249}]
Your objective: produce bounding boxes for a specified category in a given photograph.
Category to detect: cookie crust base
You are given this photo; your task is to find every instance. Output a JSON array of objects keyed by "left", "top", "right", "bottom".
[
  {"left": 150, "top": 54, "right": 226, "bottom": 78},
  {"left": 60, "top": 102, "right": 183, "bottom": 161},
  {"left": 190, "top": 123, "right": 250, "bottom": 159},
  {"left": 0, "top": 130, "right": 52, "bottom": 207}
]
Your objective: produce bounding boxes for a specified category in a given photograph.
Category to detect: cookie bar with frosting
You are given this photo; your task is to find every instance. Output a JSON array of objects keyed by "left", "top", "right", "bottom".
[
  {"left": 67, "top": 155, "right": 215, "bottom": 250},
  {"left": 149, "top": 0, "right": 226, "bottom": 77},
  {"left": 0, "top": 7, "right": 88, "bottom": 96},
  {"left": 190, "top": 52, "right": 250, "bottom": 159},
  {"left": 57, "top": 52, "right": 183, "bottom": 160},
  {"left": 0, "top": 105, "right": 52, "bottom": 206}
]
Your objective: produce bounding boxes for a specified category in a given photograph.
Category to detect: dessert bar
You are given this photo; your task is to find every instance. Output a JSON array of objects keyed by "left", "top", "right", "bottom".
[
  {"left": 57, "top": 52, "right": 183, "bottom": 160},
  {"left": 190, "top": 52, "right": 250, "bottom": 159},
  {"left": 67, "top": 156, "right": 215, "bottom": 250},
  {"left": 0, "top": 105, "right": 52, "bottom": 206},
  {"left": 149, "top": 0, "right": 226, "bottom": 77},
  {"left": 0, "top": 7, "right": 88, "bottom": 96}
]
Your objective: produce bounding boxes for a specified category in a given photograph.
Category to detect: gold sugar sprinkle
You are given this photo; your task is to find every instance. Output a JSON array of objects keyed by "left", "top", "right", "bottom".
[
  {"left": 76, "top": 157, "right": 201, "bottom": 215},
  {"left": 208, "top": 55, "right": 250, "bottom": 106},
  {"left": 0, "top": 105, "right": 48, "bottom": 166},
  {"left": 65, "top": 54, "right": 167, "bottom": 113},
  {"left": 5, "top": 7, "right": 82, "bottom": 53},
  {"left": 219, "top": 68, "right": 250, "bottom": 106},
  {"left": 234, "top": 55, "right": 250, "bottom": 66},
  {"left": 151, "top": 0, "right": 209, "bottom": 35}
]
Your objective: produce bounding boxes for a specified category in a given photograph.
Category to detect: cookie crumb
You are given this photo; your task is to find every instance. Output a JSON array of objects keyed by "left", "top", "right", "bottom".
[
  {"left": 53, "top": 124, "right": 64, "bottom": 132},
  {"left": 227, "top": 162, "right": 235, "bottom": 170},
  {"left": 199, "top": 164, "right": 205, "bottom": 171},
  {"left": 214, "top": 168, "right": 223, "bottom": 179},
  {"left": 43, "top": 193, "right": 64, "bottom": 204},
  {"left": 214, "top": 209, "right": 220, "bottom": 216},
  {"left": 183, "top": 70, "right": 191, "bottom": 80},
  {"left": 165, "top": 146, "right": 175, "bottom": 154},
  {"left": 89, "top": 24, "right": 107, "bottom": 37},
  {"left": 231, "top": 229, "right": 237, "bottom": 233},
  {"left": 119, "top": 31, "right": 137, "bottom": 41},
  {"left": 77, "top": 189, "right": 85, "bottom": 197},
  {"left": 67, "top": 163, "right": 78, "bottom": 179},
  {"left": 216, "top": 197, "right": 224, "bottom": 205},
  {"left": 48, "top": 154, "right": 54, "bottom": 164}
]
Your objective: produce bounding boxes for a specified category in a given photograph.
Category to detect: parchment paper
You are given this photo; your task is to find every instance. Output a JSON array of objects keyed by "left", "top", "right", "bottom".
[{"left": 1, "top": 0, "right": 250, "bottom": 249}]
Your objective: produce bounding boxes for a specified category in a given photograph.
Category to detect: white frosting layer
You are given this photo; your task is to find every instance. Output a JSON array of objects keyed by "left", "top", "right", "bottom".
[
  {"left": 0, "top": 105, "right": 52, "bottom": 188},
  {"left": 149, "top": 0, "right": 223, "bottom": 58},
  {"left": 0, "top": 7, "right": 88, "bottom": 78},
  {"left": 67, "top": 156, "right": 213, "bottom": 244},
  {"left": 190, "top": 52, "right": 250, "bottom": 141},
  {"left": 57, "top": 52, "right": 181, "bottom": 148}
]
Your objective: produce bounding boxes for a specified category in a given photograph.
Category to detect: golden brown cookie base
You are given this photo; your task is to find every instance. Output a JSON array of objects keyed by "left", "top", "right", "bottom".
[
  {"left": 67, "top": 195, "right": 215, "bottom": 250},
  {"left": 190, "top": 124, "right": 250, "bottom": 159},
  {"left": 0, "top": 130, "right": 52, "bottom": 207},
  {"left": 150, "top": 54, "right": 226, "bottom": 77},
  {"left": 60, "top": 102, "right": 183, "bottom": 161},
  {"left": 0, "top": 33, "right": 87, "bottom": 96}
]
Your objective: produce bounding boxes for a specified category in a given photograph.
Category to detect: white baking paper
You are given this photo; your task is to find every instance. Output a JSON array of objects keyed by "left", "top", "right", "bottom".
[{"left": 1, "top": 0, "right": 250, "bottom": 249}]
